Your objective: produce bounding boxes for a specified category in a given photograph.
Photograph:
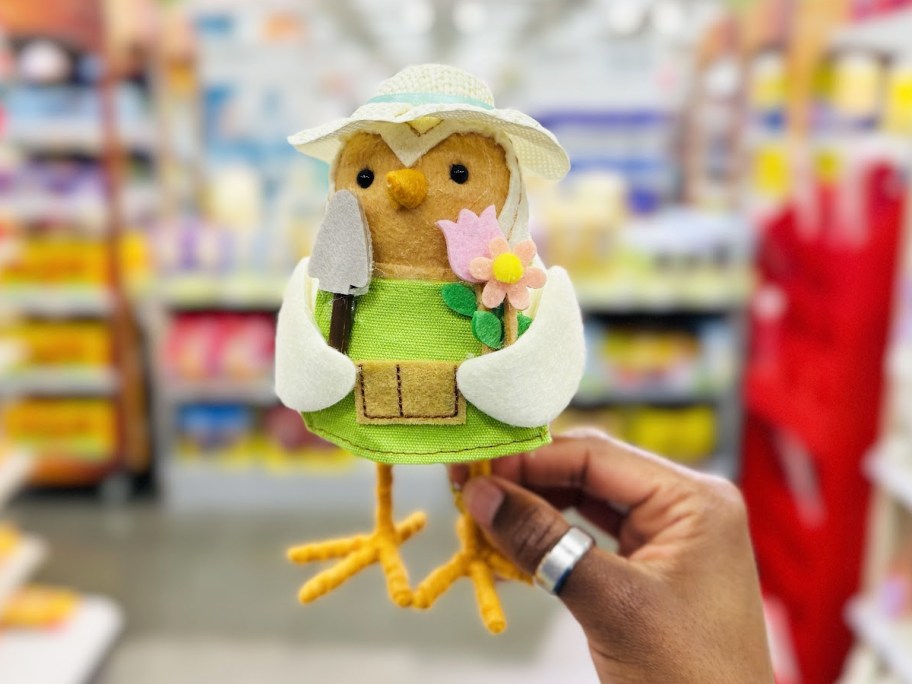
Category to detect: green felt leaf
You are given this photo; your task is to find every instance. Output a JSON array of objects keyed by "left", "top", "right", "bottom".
[
  {"left": 472, "top": 310, "right": 503, "bottom": 350},
  {"left": 441, "top": 283, "right": 477, "bottom": 317},
  {"left": 517, "top": 313, "right": 533, "bottom": 337}
]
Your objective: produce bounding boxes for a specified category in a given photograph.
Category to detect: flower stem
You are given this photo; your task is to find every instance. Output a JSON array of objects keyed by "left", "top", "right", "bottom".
[
  {"left": 503, "top": 301, "right": 518, "bottom": 347},
  {"left": 475, "top": 284, "right": 494, "bottom": 354}
]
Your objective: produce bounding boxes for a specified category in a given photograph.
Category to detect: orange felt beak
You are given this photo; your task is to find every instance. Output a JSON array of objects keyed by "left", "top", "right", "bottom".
[{"left": 386, "top": 169, "right": 428, "bottom": 209}]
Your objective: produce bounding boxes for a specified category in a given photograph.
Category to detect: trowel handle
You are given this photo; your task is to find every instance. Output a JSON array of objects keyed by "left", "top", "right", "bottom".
[{"left": 328, "top": 294, "right": 354, "bottom": 354}]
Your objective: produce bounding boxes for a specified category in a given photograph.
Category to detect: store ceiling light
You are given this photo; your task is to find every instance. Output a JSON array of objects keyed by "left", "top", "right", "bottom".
[
  {"left": 401, "top": 0, "right": 435, "bottom": 33},
  {"left": 652, "top": 0, "right": 686, "bottom": 37},
  {"left": 453, "top": 1, "right": 487, "bottom": 34},
  {"left": 606, "top": 0, "right": 646, "bottom": 37}
]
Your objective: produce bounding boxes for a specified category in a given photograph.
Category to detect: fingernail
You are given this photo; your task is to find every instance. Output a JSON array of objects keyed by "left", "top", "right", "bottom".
[{"left": 463, "top": 478, "right": 505, "bottom": 526}]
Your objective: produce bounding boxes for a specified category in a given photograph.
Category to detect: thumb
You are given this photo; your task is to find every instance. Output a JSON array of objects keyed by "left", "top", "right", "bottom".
[{"left": 462, "top": 475, "right": 645, "bottom": 632}]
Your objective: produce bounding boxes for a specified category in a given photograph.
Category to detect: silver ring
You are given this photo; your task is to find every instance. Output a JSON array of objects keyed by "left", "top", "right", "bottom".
[{"left": 534, "top": 527, "right": 594, "bottom": 595}]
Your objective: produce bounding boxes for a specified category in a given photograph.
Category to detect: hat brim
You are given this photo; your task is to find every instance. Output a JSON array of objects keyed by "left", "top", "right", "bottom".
[{"left": 287, "top": 102, "right": 570, "bottom": 181}]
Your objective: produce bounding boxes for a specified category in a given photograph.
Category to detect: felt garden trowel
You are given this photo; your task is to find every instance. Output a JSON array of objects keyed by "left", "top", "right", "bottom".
[{"left": 307, "top": 190, "right": 373, "bottom": 354}]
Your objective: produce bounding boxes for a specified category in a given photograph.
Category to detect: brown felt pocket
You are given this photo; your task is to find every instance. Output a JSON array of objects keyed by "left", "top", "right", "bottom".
[{"left": 355, "top": 360, "right": 466, "bottom": 425}]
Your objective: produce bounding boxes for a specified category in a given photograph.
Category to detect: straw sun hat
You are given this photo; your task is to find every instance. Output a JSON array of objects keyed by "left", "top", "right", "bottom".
[{"left": 288, "top": 64, "right": 570, "bottom": 181}]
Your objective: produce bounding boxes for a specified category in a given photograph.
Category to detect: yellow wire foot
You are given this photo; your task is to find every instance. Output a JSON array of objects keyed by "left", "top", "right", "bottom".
[
  {"left": 288, "top": 511, "right": 427, "bottom": 608},
  {"left": 413, "top": 514, "right": 526, "bottom": 634}
]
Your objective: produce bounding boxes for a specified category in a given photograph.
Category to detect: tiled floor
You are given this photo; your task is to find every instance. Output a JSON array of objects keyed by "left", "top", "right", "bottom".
[{"left": 11, "top": 492, "right": 598, "bottom": 684}]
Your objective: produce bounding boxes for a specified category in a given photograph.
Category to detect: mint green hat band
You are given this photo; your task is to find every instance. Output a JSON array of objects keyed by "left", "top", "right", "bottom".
[{"left": 366, "top": 92, "right": 495, "bottom": 110}]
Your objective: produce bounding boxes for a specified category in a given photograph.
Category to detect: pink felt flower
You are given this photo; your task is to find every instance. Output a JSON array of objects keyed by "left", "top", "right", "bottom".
[
  {"left": 436, "top": 205, "right": 502, "bottom": 283},
  {"left": 468, "top": 237, "right": 546, "bottom": 311}
]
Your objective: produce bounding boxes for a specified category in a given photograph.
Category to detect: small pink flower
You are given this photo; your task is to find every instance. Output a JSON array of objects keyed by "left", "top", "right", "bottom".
[
  {"left": 436, "top": 205, "right": 502, "bottom": 282},
  {"left": 469, "top": 237, "right": 546, "bottom": 310}
]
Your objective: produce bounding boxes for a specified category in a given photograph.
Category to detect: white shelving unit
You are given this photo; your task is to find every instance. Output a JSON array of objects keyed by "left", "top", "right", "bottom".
[
  {"left": 0, "top": 536, "right": 47, "bottom": 611},
  {"left": 0, "top": 596, "right": 123, "bottom": 684},
  {"left": 0, "top": 450, "right": 123, "bottom": 682},
  {"left": 156, "top": 274, "right": 288, "bottom": 310},
  {"left": 0, "top": 453, "right": 32, "bottom": 509},
  {"left": 0, "top": 369, "right": 120, "bottom": 399},
  {"left": 0, "top": 289, "right": 114, "bottom": 318},
  {"left": 164, "top": 379, "right": 277, "bottom": 406},
  {"left": 865, "top": 446, "right": 912, "bottom": 513},
  {"left": 0, "top": 454, "right": 42, "bottom": 615},
  {"left": 831, "top": 8, "right": 912, "bottom": 54},
  {"left": 846, "top": 598, "right": 912, "bottom": 684}
]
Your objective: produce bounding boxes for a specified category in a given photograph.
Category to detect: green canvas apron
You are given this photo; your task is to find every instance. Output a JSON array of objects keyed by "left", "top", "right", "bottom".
[{"left": 302, "top": 278, "right": 551, "bottom": 464}]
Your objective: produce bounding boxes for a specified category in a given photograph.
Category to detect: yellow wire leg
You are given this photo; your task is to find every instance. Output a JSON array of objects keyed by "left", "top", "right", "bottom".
[
  {"left": 468, "top": 560, "right": 505, "bottom": 634},
  {"left": 413, "top": 460, "right": 528, "bottom": 634},
  {"left": 287, "top": 464, "right": 427, "bottom": 608}
]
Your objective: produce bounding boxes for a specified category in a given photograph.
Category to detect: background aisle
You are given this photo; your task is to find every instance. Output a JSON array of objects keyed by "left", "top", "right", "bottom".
[{"left": 2, "top": 1, "right": 912, "bottom": 683}]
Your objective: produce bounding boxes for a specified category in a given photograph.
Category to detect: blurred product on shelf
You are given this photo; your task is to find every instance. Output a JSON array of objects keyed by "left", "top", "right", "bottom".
[
  {"left": 175, "top": 403, "right": 348, "bottom": 472},
  {"left": 578, "top": 318, "right": 736, "bottom": 401},
  {"left": 186, "top": 3, "right": 330, "bottom": 276},
  {"left": 0, "top": 585, "right": 79, "bottom": 629},
  {"left": 555, "top": 404, "right": 717, "bottom": 466},
  {"left": 877, "top": 538, "right": 912, "bottom": 619},
  {"left": 1, "top": 399, "right": 116, "bottom": 461},
  {"left": 529, "top": 164, "right": 750, "bottom": 482},
  {"left": 536, "top": 109, "right": 677, "bottom": 215},
  {"left": 533, "top": 186, "right": 753, "bottom": 309},
  {"left": 0, "top": 322, "right": 111, "bottom": 371},
  {"left": 163, "top": 312, "right": 274, "bottom": 383},
  {"left": 1, "top": 237, "right": 108, "bottom": 288},
  {"left": 3, "top": 81, "right": 155, "bottom": 151},
  {"left": 0, "top": 521, "right": 20, "bottom": 557}
]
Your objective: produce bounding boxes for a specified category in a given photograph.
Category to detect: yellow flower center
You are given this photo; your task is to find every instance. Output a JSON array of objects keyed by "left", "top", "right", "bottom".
[{"left": 492, "top": 253, "right": 524, "bottom": 284}]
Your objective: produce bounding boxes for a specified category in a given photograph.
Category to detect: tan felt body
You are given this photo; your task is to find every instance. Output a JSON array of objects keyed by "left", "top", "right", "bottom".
[{"left": 355, "top": 360, "right": 466, "bottom": 425}]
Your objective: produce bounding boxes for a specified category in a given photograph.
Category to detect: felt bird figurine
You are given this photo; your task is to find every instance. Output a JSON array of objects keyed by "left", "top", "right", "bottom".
[{"left": 275, "top": 64, "right": 585, "bottom": 633}]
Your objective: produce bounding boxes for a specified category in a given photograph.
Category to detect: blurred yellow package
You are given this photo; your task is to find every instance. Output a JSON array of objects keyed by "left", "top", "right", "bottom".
[
  {"left": 1, "top": 400, "right": 117, "bottom": 460},
  {"left": 0, "top": 522, "right": 21, "bottom": 558},
  {"left": 0, "top": 585, "right": 80, "bottom": 628},
  {"left": 0, "top": 322, "right": 111, "bottom": 368}
]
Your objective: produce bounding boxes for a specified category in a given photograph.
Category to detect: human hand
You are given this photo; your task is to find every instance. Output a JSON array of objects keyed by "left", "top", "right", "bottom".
[{"left": 453, "top": 429, "right": 774, "bottom": 684}]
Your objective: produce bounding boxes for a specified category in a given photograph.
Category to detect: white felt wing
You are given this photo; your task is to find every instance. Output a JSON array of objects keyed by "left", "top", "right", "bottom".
[
  {"left": 456, "top": 266, "right": 585, "bottom": 428},
  {"left": 274, "top": 257, "right": 357, "bottom": 412}
]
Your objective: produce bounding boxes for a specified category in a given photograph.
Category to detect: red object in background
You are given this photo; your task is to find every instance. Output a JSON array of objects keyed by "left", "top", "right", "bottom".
[{"left": 741, "top": 161, "right": 904, "bottom": 684}]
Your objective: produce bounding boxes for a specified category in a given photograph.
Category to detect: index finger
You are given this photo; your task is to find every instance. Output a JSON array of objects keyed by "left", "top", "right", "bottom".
[{"left": 516, "top": 430, "right": 698, "bottom": 510}]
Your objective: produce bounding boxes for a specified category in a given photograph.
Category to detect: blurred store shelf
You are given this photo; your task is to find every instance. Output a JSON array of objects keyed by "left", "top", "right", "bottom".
[
  {"left": 164, "top": 458, "right": 449, "bottom": 511},
  {"left": 575, "top": 282, "right": 749, "bottom": 313},
  {"left": 0, "top": 369, "right": 119, "bottom": 398},
  {"left": 0, "top": 289, "right": 114, "bottom": 317},
  {"left": 845, "top": 597, "right": 912, "bottom": 684},
  {"left": 0, "top": 453, "right": 32, "bottom": 509},
  {"left": 164, "top": 379, "right": 276, "bottom": 405},
  {"left": 0, "top": 536, "right": 48, "bottom": 614},
  {"left": 4, "top": 124, "right": 156, "bottom": 154},
  {"left": 865, "top": 444, "right": 912, "bottom": 512},
  {"left": 0, "top": 185, "right": 161, "bottom": 227},
  {"left": 832, "top": 8, "right": 912, "bottom": 54},
  {"left": 684, "top": 452, "right": 739, "bottom": 481},
  {"left": 0, "top": 595, "right": 123, "bottom": 684},
  {"left": 154, "top": 274, "right": 288, "bottom": 310},
  {"left": 574, "top": 386, "right": 726, "bottom": 407}
]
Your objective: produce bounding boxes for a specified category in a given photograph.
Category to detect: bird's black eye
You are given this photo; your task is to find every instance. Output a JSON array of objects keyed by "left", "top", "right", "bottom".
[
  {"left": 356, "top": 168, "right": 374, "bottom": 188},
  {"left": 450, "top": 164, "right": 469, "bottom": 184}
]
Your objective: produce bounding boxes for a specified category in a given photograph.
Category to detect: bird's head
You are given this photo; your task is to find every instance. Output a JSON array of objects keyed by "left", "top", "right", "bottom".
[
  {"left": 332, "top": 128, "right": 512, "bottom": 281},
  {"left": 288, "top": 64, "right": 570, "bottom": 280}
]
